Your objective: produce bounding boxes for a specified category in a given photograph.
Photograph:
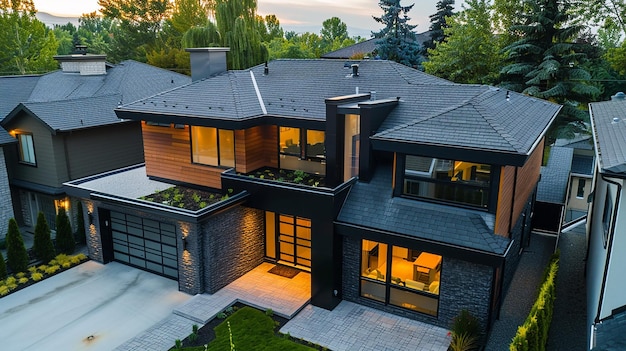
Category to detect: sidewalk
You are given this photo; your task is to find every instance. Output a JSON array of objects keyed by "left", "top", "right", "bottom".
[{"left": 485, "top": 224, "right": 587, "bottom": 350}]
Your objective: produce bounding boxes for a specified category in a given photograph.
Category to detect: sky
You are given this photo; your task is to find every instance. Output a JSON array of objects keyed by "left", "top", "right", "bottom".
[{"left": 32, "top": 0, "right": 441, "bottom": 38}]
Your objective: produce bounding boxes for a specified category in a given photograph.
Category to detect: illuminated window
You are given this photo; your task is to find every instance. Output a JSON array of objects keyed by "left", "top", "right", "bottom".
[
  {"left": 403, "top": 156, "right": 491, "bottom": 208},
  {"left": 191, "top": 126, "right": 234, "bottom": 167},
  {"left": 360, "top": 240, "right": 441, "bottom": 316},
  {"left": 17, "top": 133, "right": 36, "bottom": 165}
]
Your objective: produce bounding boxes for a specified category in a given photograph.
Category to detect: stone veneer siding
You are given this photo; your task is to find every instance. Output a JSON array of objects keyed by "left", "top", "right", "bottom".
[
  {"left": 0, "top": 151, "right": 14, "bottom": 238},
  {"left": 203, "top": 206, "right": 265, "bottom": 293},
  {"left": 342, "top": 236, "right": 493, "bottom": 331}
]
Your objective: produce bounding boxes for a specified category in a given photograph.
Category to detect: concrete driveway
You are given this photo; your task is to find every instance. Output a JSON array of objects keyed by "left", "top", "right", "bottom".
[{"left": 0, "top": 261, "right": 190, "bottom": 351}]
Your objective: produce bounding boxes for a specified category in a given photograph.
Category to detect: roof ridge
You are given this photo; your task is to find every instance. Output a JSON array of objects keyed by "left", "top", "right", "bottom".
[
  {"left": 471, "top": 92, "right": 525, "bottom": 152},
  {"left": 23, "top": 93, "right": 122, "bottom": 105}
]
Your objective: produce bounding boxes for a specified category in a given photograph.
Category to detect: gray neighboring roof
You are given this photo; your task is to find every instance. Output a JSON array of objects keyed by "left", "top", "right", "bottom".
[
  {"left": 0, "top": 60, "right": 191, "bottom": 131},
  {"left": 554, "top": 135, "right": 593, "bottom": 150},
  {"left": 336, "top": 166, "right": 510, "bottom": 254},
  {"left": 571, "top": 154, "right": 594, "bottom": 176},
  {"left": 593, "top": 308, "right": 626, "bottom": 351},
  {"left": 590, "top": 98, "right": 626, "bottom": 174},
  {"left": 0, "top": 128, "right": 16, "bottom": 146},
  {"left": 321, "top": 31, "right": 432, "bottom": 59},
  {"left": 537, "top": 146, "right": 574, "bottom": 204},
  {"left": 0, "top": 75, "right": 40, "bottom": 119}
]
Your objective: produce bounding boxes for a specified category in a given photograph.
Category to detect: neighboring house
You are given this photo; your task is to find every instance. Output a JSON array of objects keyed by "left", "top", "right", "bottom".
[
  {"left": 554, "top": 135, "right": 595, "bottom": 223},
  {"left": 533, "top": 146, "right": 574, "bottom": 234},
  {"left": 64, "top": 48, "right": 560, "bottom": 335},
  {"left": 0, "top": 53, "right": 190, "bottom": 230},
  {"left": 321, "top": 31, "right": 431, "bottom": 59},
  {"left": 0, "top": 128, "right": 16, "bottom": 238},
  {"left": 586, "top": 93, "right": 626, "bottom": 351}
]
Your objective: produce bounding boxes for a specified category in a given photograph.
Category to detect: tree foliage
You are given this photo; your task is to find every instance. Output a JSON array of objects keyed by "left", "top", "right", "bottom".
[
  {"left": 424, "top": 0, "right": 503, "bottom": 84},
  {"left": 33, "top": 212, "right": 55, "bottom": 263},
  {"left": 214, "top": 0, "right": 266, "bottom": 69},
  {"left": 55, "top": 208, "right": 75, "bottom": 255},
  {"left": 372, "top": 0, "right": 423, "bottom": 68},
  {"left": 6, "top": 218, "right": 28, "bottom": 273},
  {"left": 424, "top": 0, "right": 455, "bottom": 51}
]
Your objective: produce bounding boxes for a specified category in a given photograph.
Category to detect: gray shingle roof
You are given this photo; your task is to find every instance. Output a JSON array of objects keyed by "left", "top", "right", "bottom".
[
  {"left": 0, "top": 60, "right": 190, "bottom": 131},
  {"left": 536, "top": 146, "right": 573, "bottom": 204},
  {"left": 321, "top": 31, "right": 432, "bottom": 59},
  {"left": 571, "top": 154, "right": 594, "bottom": 176},
  {"left": 590, "top": 99, "right": 626, "bottom": 174},
  {"left": 0, "top": 127, "right": 16, "bottom": 146},
  {"left": 0, "top": 75, "right": 40, "bottom": 119},
  {"left": 336, "top": 166, "right": 510, "bottom": 254}
]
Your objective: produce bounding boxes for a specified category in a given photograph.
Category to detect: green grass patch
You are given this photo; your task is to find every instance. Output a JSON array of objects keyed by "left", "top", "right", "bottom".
[{"left": 179, "top": 306, "right": 317, "bottom": 351}]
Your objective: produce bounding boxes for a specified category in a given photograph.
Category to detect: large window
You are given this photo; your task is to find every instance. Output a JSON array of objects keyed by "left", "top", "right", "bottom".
[
  {"left": 360, "top": 239, "right": 441, "bottom": 316},
  {"left": 191, "top": 126, "right": 234, "bottom": 167},
  {"left": 344, "top": 114, "right": 360, "bottom": 181},
  {"left": 17, "top": 133, "right": 36, "bottom": 165},
  {"left": 403, "top": 155, "right": 491, "bottom": 208},
  {"left": 279, "top": 127, "right": 325, "bottom": 175}
]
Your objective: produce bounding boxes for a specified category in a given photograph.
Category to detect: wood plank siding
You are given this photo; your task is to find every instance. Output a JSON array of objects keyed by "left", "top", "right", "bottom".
[
  {"left": 142, "top": 123, "right": 279, "bottom": 189},
  {"left": 495, "top": 138, "right": 545, "bottom": 236}
]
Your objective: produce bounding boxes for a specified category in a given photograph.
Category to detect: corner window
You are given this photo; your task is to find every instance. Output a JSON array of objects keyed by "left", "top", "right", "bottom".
[
  {"left": 403, "top": 155, "right": 491, "bottom": 208},
  {"left": 279, "top": 127, "right": 325, "bottom": 175},
  {"left": 17, "top": 133, "right": 36, "bottom": 165},
  {"left": 602, "top": 186, "right": 613, "bottom": 248},
  {"left": 191, "top": 126, "right": 234, "bottom": 167},
  {"left": 360, "top": 239, "right": 441, "bottom": 316},
  {"left": 576, "top": 179, "right": 586, "bottom": 199}
]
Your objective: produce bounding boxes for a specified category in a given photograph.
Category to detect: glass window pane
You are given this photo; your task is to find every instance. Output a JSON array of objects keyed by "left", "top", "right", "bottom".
[
  {"left": 306, "top": 130, "right": 325, "bottom": 158},
  {"left": 219, "top": 129, "right": 235, "bottom": 167},
  {"left": 361, "top": 240, "right": 387, "bottom": 281},
  {"left": 191, "top": 126, "right": 218, "bottom": 165},
  {"left": 389, "top": 287, "right": 438, "bottom": 316},
  {"left": 280, "top": 127, "right": 300, "bottom": 155},
  {"left": 344, "top": 114, "right": 360, "bottom": 181},
  {"left": 18, "top": 134, "right": 35, "bottom": 164}
]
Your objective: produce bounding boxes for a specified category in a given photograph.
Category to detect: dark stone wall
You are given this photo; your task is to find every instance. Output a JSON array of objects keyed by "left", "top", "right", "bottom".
[
  {"left": 203, "top": 206, "right": 265, "bottom": 293},
  {"left": 342, "top": 235, "right": 493, "bottom": 332}
]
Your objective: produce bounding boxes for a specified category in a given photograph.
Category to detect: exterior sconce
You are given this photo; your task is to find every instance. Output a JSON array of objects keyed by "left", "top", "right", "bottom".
[
  {"left": 87, "top": 211, "right": 94, "bottom": 225},
  {"left": 182, "top": 237, "right": 188, "bottom": 251}
]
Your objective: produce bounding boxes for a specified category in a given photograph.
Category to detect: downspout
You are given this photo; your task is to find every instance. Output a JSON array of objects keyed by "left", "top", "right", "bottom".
[{"left": 593, "top": 175, "right": 621, "bottom": 332}]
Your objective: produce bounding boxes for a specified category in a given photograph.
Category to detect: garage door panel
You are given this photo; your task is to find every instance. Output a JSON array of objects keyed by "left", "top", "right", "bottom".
[
  {"left": 115, "top": 252, "right": 130, "bottom": 263},
  {"left": 111, "top": 221, "right": 126, "bottom": 232},
  {"left": 128, "top": 235, "right": 144, "bottom": 246},
  {"left": 146, "top": 261, "right": 164, "bottom": 274},
  {"left": 145, "top": 240, "right": 161, "bottom": 251},
  {"left": 112, "top": 231, "right": 127, "bottom": 241},
  {"left": 129, "top": 247, "right": 146, "bottom": 258},
  {"left": 146, "top": 252, "right": 162, "bottom": 263},
  {"left": 163, "top": 257, "right": 177, "bottom": 268},
  {"left": 130, "top": 256, "right": 146, "bottom": 268},
  {"left": 127, "top": 225, "right": 143, "bottom": 237},
  {"left": 113, "top": 242, "right": 129, "bottom": 253},
  {"left": 161, "top": 236, "right": 176, "bottom": 246},
  {"left": 163, "top": 266, "right": 177, "bottom": 279},
  {"left": 144, "top": 231, "right": 160, "bottom": 242}
]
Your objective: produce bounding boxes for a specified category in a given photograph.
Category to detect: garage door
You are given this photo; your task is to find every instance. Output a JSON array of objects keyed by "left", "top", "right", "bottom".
[{"left": 110, "top": 211, "right": 178, "bottom": 279}]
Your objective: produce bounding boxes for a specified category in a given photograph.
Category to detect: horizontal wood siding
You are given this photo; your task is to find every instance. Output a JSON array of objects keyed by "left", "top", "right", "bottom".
[
  {"left": 65, "top": 122, "right": 144, "bottom": 180},
  {"left": 142, "top": 123, "right": 222, "bottom": 189},
  {"left": 495, "top": 138, "right": 544, "bottom": 237}
]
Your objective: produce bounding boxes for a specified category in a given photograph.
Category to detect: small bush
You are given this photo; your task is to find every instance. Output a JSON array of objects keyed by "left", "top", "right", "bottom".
[
  {"left": 55, "top": 208, "right": 75, "bottom": 254},
  {"left": 33, "top": 212, "right": 56, "bottom": 263},
  {"left": 31, "top": 272, "right": 43, "bottom": 281},
  {"left": 16, "top": 272, "right": 25, "bottom": 279},
  {"left": 45, "top": 265, "right": 60, "bottom": 275},
  {"left": 5, "top": 276, "right": 16, "bottom": 285},
  {"left": 0, "top": 285, "right": 8, "bottom": 296},
  {"left": 6, "top": 218, "right": 29, "bottom": 273},
  {"left": 18, "top": 277, "right": 28, "bottom": 285}
]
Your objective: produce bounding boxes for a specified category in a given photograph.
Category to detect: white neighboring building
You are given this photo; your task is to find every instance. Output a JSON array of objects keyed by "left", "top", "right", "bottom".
[{"left": 587, "top": 93, "right": 626, "bottom": 351}]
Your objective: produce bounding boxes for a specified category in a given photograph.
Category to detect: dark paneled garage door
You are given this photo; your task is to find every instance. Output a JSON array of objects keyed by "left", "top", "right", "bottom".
[{"left": 110, "top": 211, "right": 178, "bottom": 279}]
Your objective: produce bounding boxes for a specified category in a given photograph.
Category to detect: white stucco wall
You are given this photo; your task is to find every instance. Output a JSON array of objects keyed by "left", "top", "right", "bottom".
[{"left": 0, "top": 150, "right": 15, "bottom": 239}]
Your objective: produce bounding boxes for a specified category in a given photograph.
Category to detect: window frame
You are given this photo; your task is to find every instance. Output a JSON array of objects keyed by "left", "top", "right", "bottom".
[
  {"left": 279, "top": 126, "right": 325, "bottom": 162},
  {"left": 602, "top": 185, "right": 613, "bottom": 248},
  {"left": 576, "top": 178, "right": 586, "bottom": 199},
  {"left": 190, "top": 126, "right": 235, "bottom": 168},
  {"left": 16, "top": 133, "right": 36, "bottom": 166}
]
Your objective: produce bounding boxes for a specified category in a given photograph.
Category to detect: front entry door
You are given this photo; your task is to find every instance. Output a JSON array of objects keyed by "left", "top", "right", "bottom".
[{"left": 277, "top": 214, "right": 311, "bottom": 269}]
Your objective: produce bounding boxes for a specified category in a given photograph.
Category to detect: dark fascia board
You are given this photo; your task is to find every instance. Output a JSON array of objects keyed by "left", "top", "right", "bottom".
[
  {"left": 115, "top": 109, "right": 326, "bottom": 130},
  {"left": 325, "top": 93, "right": 371, "bottom": 105},
  {"left": 335, "top": 221, "right": 508, "bottom": 267},
  {"left": 599, "top": 168, "right": 626, "bottom": 179},
  {"left": 1, "top": 103, "right": 56, "bottom": 134},
  {"left": 337, "top": 97, "right": 399, "bottom": 115},
  {"left": 370, "top": 137, "right": 529, "bottom": 167},
  {"left": 11, "top": 178, "right": 65, "bottom": 195}
]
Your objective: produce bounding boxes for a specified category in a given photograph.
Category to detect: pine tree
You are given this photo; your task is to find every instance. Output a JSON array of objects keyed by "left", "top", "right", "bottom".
[
  {"left": 372, "top": 0, "right": 423, "bottom": 68},
  {"left": 33, "top": 212, "right": 55, "bottom": 263},
  {"left": 424, "top": 0, "right": 455, "bottom": 52},
  {"left": 75, "top": 202, "right": 87, "bottom": 245},
  {"left": 6, "top": 218, "right": 28, "bottom": 273},
  {"left": 55, "top": 208, "right": 75, "bottom": 255},
  {"left": 499, "top": 0, "right": 600, "bottom": 139},
  {"left": 0, "top": 249, "right": 7, "bottom": 280}
]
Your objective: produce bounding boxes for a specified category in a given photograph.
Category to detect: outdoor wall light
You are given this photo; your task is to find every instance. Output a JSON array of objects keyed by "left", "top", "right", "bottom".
[
  {"left": 87, "top": 211, "right": 94, "bottom": 225},
  {"left": 182, "top": 236, "right": 188, "bottom": 251}
]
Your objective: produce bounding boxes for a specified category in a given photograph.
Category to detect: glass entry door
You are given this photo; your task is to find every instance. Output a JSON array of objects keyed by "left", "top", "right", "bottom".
[{"left": 277, "top": 214, "right": 311, "bottom": 269}]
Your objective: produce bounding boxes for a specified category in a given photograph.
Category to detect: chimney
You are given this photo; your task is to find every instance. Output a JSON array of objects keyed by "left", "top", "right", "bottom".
[
  {"left": 54, "top": 46, "right": 107, "bottom": 76},
  {"left": 611, "top": 92, "right": 626, "bottom": 101},
  {"left": 185, "top": 47, "right": 230, "bottom": 82}
]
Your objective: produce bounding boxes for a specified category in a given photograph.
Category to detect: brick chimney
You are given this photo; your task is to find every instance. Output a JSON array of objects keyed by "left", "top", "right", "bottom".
[{"left": 185, "top": 47, "right": 230, "bottom": 82}]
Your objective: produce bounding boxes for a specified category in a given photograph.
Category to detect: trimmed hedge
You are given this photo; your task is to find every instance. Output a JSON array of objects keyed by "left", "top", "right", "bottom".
[
  {"left": 33, "top": 212, "right": 56, "bottom": 263},
  {"left": 55, "top": 208, "right": 75, "bottom": 254},
  {"left": 510, "top": 252, "right": 560, "bottom": 351},
  {"left": 6, "top": 218, "right": 29, "bottom": 273}
]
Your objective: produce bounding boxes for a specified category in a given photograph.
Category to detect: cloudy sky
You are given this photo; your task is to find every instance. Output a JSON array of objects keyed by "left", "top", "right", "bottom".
[{"left": 33, "top": 0, "right": 443, "bottom": 38}]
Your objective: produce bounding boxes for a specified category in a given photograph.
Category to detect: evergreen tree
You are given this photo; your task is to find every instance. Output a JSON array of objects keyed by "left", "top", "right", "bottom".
[
  {"left": 372, "top": 0, "right": 423, "bottom": 68},
  {"left": 424, "top": 0, "right": 455, "bottom": 52},
  {"left": 75, "top": 202, "right": 87, "bottom": 245},
  {"left": 0, "top": 249, "right": 7, "bottom": 280},
  {"left": 6, "top": 218, "right": 28, "bottom": 273},
  {"left": 33, "top": 212, "right": 55, "bottom": 263},
  {"left": 499, "top": 0, "right": 600, "bottom": 139},
  {"left": 55, "top": 208, "right": 75, "bottom": 255}
]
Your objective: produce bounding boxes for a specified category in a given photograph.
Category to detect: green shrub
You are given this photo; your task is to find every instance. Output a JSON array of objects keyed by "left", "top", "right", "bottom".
[
  {"left": 33, "top": 212, "right": 56, "bottom": 263},
  {"left": 450, "top": 332, "right": 477, "bottom": 351},
  {"left": 31, "top": 272, "right": 43, "bottom": 281},
  {"left": 55, "top": 208, "right": 75, "bottom": 254},
  {"left": 6, "top": 218, "right": 29, "bottom": 273},
  {"left": 18, "top": 277, "right": 28, "bottom": 285},
  {"left": 0, "top": 285, "right": 8, "bottom": 296},
  {"left": 0, "top": 250, "right": 7, "bottom": 279}
]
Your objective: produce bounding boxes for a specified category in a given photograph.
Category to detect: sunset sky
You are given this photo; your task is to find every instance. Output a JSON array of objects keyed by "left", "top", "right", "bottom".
[{"left": 32, "top": 0, "right": 443, "bottom": 38}]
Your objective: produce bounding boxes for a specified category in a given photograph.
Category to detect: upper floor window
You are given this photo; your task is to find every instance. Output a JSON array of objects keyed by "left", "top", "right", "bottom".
[
  {"left": 279, "top": 127, "right": 325, "bottom": 160},
  {"left": 191, "top": 126, "right": 234, "bottom": 167},
  {"left": 576, "top": 179, "right": 586, "bottom": 199},
  {"left": 17, "top": 133, "right": 36, "bottom": 165},
  {"left": 403, "top": 155, "right": 491, "bottom": 208}
]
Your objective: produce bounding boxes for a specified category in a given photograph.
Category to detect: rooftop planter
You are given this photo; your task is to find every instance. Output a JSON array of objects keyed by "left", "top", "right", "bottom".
[
  {"left": 239, "top": 167, "right": 326, "bottom": 188},
  {"left": 139, "top": 186, "right": 234, "bottom": 211}
]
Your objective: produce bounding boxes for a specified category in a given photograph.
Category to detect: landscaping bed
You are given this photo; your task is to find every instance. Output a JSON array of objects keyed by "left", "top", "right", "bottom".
[
  {"left": 172, "top": 303, "right": 329, "bottom": 350},
  {"left": 139, "top": 186, "right": 232, "bottom": 211},
  {"left": 242, "top": 167, "right": 326, "bottom": 187}
]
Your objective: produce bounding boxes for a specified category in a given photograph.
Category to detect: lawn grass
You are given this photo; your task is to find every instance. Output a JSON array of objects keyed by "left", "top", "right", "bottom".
[{"left": 179, "top": 306, "right": 319, "bottom": 351}]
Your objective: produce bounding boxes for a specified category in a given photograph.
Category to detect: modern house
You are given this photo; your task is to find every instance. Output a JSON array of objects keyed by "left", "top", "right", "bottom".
[
  {"left": 64, "top": 48, "right": 561, "bottom": 334},
  {"left": 554, "top": 135, "right": 595, "bottom": 223},
  {"left": 0, "top": 128, "right": 16, "bottom": 238},
  {"left": 0, "top": 53, "right": 190, "bottom": 230},
  {"left": 321, "top": 31, "right": 431, "bottom": 60},
  {"left": 586, "top": 93, "right": 626, "bottom": 350}
]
